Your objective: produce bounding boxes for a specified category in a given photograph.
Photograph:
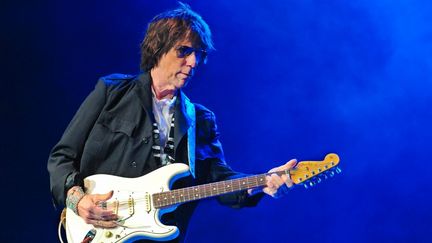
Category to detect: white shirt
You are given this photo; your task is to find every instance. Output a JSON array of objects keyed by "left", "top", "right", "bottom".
[{"left": 152, "top": 91, "right": 176, "bottom": 164}]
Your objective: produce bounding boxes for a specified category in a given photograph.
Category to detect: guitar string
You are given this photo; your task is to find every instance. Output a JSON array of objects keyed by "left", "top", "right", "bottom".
[
  {"left": 100, "top": 175, "right": 274, "bottom": 209},
  {"left": 98, "top": 167, "right": 335, "bottom": 208},
  {"left": 103, "top": 181, "right": 263, "bottom": 208}
]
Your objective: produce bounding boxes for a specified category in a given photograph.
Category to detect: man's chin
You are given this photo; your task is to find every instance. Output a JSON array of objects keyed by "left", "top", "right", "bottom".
[{"left": 179, "top": 77, "right": 191, "bottom": 88}]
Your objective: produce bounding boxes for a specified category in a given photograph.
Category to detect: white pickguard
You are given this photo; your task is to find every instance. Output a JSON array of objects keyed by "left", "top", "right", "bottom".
[{"left": 65, "top": 163, "right": 191, "bottom": 243}]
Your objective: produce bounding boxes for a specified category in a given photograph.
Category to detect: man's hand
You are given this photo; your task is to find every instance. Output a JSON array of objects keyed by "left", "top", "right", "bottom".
[
  {"left": 67, "top": 188, "right": 118, "bottom": 228},
  {"left": 249, "top": 159, "right": 297, "bottom": 198}
]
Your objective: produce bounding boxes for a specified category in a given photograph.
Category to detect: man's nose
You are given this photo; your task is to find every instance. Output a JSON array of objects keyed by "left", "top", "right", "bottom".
[{"left": 185, "top": 52, "right": 197, "bottom": 68}]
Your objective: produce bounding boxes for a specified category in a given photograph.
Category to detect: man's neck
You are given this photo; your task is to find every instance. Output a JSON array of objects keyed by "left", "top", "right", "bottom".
[{"left": 150, "top": 69, "right": 176, "bottom": 100}]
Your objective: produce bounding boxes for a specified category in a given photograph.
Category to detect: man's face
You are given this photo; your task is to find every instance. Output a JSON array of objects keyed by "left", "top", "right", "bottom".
[{"left": 156, "top": 40, "right": 205, "bottom": 90}]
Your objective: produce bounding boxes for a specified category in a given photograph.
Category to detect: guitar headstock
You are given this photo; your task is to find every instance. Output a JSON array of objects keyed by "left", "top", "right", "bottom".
[{"left": 289, "top": 153, "right": 341, "bottom": 188}]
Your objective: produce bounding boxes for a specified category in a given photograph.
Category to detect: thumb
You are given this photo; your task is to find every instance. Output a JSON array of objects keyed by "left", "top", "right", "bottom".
[
  {"left": 268, "top": 159, "right": 298, "bottom": 173},
  {"left": 286, "top": 159, "right": 297, "bottom": 169},
  {"left": 93, "top": 190, "right": 114, "bottom": 202}
]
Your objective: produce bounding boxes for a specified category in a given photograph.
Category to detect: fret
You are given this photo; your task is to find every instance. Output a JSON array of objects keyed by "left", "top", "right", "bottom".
[
  {"left": 179, "top": 188, "right": 185, "bottom": 203},
  {"left": 193, "top": 186, "right": 199, "bottom": 199},
  {"left": 171, "top": 190, "right": 177, "bottom": 204},
  {"left": 234, "top": 178, "right": 240, "bottom": 191},
  {"left": 169, "top": 191, "right": 174, "bottom": 205},
  {"left": 211, "top": 183, "right": 218, "bottom": 196},
  {"left": 203, "top": 183, "right": 210, "bottom": 198},
  {"left": 184, "top": 186, "right": 191, "bottom": 201}
]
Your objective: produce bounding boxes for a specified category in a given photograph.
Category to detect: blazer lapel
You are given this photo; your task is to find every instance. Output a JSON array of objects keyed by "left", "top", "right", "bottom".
[{"left": 175, "top": 91, "right": 196, "bottom": 178}]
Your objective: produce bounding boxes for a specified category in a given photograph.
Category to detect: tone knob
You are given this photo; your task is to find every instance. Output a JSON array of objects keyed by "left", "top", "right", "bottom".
[{"left": 105, "top": 231, "right": 113, "bottom": 238}]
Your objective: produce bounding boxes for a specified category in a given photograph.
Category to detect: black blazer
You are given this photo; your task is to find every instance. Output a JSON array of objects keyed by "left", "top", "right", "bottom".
[{"left": 47, "top": 72, "right": 263, "bottom": 208}]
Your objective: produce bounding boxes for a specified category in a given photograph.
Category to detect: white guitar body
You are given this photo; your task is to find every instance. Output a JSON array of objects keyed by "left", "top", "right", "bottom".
[{"left": 65, "top": 163, "right": 191, "bottom": 243}]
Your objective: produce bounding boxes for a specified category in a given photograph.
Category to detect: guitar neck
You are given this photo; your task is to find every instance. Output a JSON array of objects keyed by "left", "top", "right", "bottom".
[
  {"left": 152, "top": 172, "right": 277, "bottom": 209},
  {"left": 152, "top": 153, "right": 341, "bottom": 209}
]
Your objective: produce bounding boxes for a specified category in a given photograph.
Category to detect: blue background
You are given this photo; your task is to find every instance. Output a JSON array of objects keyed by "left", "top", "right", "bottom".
[{"left": 2, "top": 0, "right": 431, "bottom": 242}]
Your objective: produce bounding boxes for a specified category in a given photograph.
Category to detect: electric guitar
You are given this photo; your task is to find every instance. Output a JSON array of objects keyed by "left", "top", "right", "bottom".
[{"left": 65, "top": 153, "right": 341, "bottom": 243}]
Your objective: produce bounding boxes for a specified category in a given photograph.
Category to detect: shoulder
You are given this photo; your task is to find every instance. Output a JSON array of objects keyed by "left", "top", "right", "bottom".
[
  {"left": 193, "top": 103, "right": 221, "bottom": 138},
  {"left": 194, "top": 103, "right": 216, "bottom": 120},
  {"left": 179, "top": 91, "right": 216, "bottom": 121},
  {"left": 98, "top": 73, "right": 138, "bottom": 91}
]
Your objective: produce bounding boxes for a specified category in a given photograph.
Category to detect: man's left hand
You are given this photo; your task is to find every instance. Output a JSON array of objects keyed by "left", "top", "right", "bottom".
[{"left": 248, "top": 159, "right": 297, "bottom": 198}]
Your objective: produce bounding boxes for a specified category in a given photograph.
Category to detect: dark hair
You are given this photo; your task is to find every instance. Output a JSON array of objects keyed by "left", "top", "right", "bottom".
[{"left": 140, "top": 3, "right": 215, "bottom": 71}]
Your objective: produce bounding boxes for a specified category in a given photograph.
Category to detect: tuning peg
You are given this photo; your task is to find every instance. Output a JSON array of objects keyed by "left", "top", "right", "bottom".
[
  {"left": 335, "top": 167, "right": 342, "bottom": 174},
  {"left": 309, "top": 181, "right": 314, "bottom": 187},
  {"left": 316, "top": 177, "right": 322, "bottom": 183},
  {"left": 325, "top": 170, "right": 334, "bottom": 177},
  {"left": 303, "top": 183, "right": 308, "bottom": 189}
]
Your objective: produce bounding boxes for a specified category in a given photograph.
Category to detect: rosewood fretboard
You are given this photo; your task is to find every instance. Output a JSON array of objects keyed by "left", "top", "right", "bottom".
[{"left": 152, "top": 171, "right": 286, "bottom": 208}]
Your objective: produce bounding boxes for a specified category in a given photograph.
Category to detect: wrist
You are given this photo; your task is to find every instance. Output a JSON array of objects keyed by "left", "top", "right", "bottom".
[
  {"left": 66, "top": 186, "right": 85, "bottom": 215},
  {"left": 65, "top": 172, "right": 84, "bottom": 193}
]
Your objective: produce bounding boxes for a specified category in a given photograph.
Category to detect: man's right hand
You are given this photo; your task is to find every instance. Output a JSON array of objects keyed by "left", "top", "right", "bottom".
[{"left": 68, "top": 187, "right": 118, "bottom": 228}]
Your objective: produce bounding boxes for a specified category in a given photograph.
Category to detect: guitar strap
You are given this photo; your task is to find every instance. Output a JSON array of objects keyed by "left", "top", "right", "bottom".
[
  {"left": 151, "top": 115, "right": 176, "bottom": 166},
  {"left": 151, "top": 91, "right": 197, "bottom": 178}
]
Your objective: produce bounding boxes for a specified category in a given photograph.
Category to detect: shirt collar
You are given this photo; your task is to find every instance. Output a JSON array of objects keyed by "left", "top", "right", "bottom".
[{"left": 151, "top": 87, "right": 177, "bottom": 109}]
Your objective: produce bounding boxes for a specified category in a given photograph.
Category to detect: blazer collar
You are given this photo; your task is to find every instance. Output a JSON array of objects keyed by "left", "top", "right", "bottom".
[
  {"left": 174, "top": 90, "right": 193, "bottom": 148},
  {"left": 135, "top": 72, "right": 154, "bottom": 120}
]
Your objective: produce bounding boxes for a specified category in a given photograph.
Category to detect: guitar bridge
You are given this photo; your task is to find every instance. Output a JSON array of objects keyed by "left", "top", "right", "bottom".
[{"left": 116, "top": 195, "right": 135, "bottom": 226}]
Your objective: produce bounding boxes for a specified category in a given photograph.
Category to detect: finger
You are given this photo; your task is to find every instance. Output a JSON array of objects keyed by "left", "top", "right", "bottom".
[
  {"left": 88, "top": 212, "right": 118, "bottom": 221},
  {"left": 265, "top": 176, "right": 276, "bottom": 189},
  {"left": 281, "top": 174, "right": 294, "bottom": 188},
  {"left": 271, "top": 174, "right": 291, "bottom": 197},
  {"left": 88, "top": 219, "right": 118, "bottom": 229},
  {"left": 270, "top": 174, "right": 285, "bottom": 187},
  {"left": 96, "top": 202, "right": 118, "bottom": 218},
  {"left": 262, "top": 187, "right": 277, "bottom": 198},
  {"left": 88, "top": 206, "right": 117, "bottom": 220},
  {"left": 100, "top": 212, "right": 118, "bottom": 220},
  {"left": 90, "top": 191, "right": 117, "bottom": 217},
  {"left": 282, "top": 159, "right": 297, "bottom": 170}
]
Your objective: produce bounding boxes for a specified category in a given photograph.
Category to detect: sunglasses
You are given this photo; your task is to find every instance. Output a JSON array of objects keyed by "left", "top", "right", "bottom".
[{"left": 175, "top": 46, "right": 208, "bottom": 65}]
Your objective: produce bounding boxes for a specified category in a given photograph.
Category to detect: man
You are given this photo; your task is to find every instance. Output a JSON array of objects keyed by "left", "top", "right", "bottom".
[{"left": 48, "top": 3, "right": 296, "bottom": 242}]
